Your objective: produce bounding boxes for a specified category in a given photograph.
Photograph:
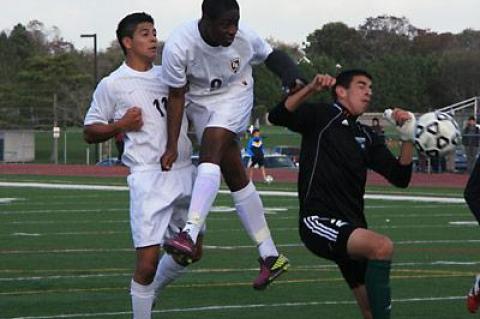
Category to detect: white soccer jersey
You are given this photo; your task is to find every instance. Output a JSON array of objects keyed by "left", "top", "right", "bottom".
[
  {"left": 84, "top": 63, "right": 192, "bottom": 169},
  {"left": 161, "top": 20, "right": 273, "bottom": 102}
]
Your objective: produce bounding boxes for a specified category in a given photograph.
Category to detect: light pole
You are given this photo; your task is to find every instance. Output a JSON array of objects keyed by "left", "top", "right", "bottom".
[
  {"left": 80, "top": 33, "right": 98, "bottom": 84},
  {"left": 80, "top": 33, "right": 99, "bottom": 163}
]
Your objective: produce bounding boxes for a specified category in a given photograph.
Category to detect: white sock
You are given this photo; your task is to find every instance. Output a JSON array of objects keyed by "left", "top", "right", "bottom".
[
  {"left": 152, "top": 254, "right": 187, "bottom": 297},
  {"left": 131, "top": 279, "right": 156, "bottom": 319},
  {"left": 232, "top": 182, "right": 279, "bottom": 259},
  {"left": 184, "top": 163, "right": 221, "bottom": 243}
]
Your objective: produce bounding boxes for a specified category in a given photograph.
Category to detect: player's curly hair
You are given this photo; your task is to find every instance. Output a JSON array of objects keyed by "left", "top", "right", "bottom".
[
  {"left": 202, "top": 0, "right": 239, "bottom": 20},
  {"left": 116, "top": 12, "right": 154, "bottom": 55},
  {"left": 332, "top": 69, "right": 372, "bottom": 100}
]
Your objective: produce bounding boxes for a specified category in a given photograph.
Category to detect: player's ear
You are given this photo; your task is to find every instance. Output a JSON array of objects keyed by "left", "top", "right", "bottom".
[
  {"left": 122, "top": 36, "right": 133, "bottom": 51},
  {"left": 335, "top": 86, "right": 347, "bottom": 99}
]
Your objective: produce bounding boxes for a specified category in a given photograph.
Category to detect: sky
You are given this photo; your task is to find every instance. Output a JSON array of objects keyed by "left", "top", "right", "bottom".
[{"left": 1, "top": 0, "right": 480, "bottom": 51}]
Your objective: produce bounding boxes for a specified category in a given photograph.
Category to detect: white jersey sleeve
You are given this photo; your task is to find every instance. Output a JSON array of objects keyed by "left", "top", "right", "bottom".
[
  {"left": 84, "top": 79, "right": 115, "bottom": 125},
  {"left": 161, "top": 32, "right": 188, "bottom": 89},
  {"left": 240, "top": 23, "right": 273, "bottom": 65}
]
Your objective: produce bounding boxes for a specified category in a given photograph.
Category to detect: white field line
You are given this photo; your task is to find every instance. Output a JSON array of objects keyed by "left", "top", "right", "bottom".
[
  {"left": 1, "top": 260, "right": 478, "bottom": 277},
  {"left": 1, "top": 223, "right": 476, "bottom": 238},
  {"left": 1, "top": 239, "right": 480, "bottom": 255},
  {"left": 4, "top": 220, "right": 127, "bottom": 225},
  {"left": 0, "top": 182, "right": 466, "bottom": 203},
  {"left": 2, "top": 260, "right": 479, "bottom": 282},
  {"left": 0, "top": 208, "right": 126, "bottom": 215},
  {"left": 0, "top": 296, "right": 464, "bottom": 319},
  {"left": 0, "top": 198, "right": 22, "bottom": 204}
]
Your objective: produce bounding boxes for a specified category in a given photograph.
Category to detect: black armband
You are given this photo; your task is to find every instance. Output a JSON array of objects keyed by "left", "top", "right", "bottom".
[{"left": 265, "top": 50, "right": 305, "bottom": 93}]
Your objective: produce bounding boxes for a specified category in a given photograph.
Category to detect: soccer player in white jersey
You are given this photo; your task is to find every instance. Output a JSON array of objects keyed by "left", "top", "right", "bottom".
[
  {"left": 160, "top": 0, "right": 303, "bottom": 290},
  {"left": 83, "top": 13, "right": 203, "bottom": 318}
]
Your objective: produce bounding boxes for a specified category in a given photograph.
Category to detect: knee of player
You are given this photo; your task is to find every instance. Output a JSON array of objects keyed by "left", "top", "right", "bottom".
[
  {"left": 135, "top": 261, "right": 158, "bottom": 283},
  {"left": 372, "top": 236, "right": 394, "bottom": 260}
]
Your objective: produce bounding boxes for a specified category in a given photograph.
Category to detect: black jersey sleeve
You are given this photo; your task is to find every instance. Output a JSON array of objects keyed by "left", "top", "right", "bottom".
[
  {"left": 464, "top": 157, "right": 480, "bottom": 224},
  {"left": 367, "top": 130, "right": 412, "bottom": 188},
  {"left": 268, "top": 100, "right": 325, "bottom": 134}
]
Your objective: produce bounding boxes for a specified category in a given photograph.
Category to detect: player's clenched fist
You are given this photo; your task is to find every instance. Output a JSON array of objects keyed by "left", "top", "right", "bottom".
[
  {"left": 308, "top": 74, "right": 336, "bottom": 92},
  {"left": 118, "top": 107, "right": 143, "bottom": 132},
  {"left": 160, "top": 147, "right": 177, "bottom": 171}
]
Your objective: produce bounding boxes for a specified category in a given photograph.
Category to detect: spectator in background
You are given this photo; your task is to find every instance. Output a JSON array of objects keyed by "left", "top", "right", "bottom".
[
  {"left": 463, "top": 116, "right": 480, "bottom": 173},
  {"left": 370, "top": 117, "right": 385, "bottom": 142},
  {"left": 245, "top": 128, "right": 270, "bottom": 183}
]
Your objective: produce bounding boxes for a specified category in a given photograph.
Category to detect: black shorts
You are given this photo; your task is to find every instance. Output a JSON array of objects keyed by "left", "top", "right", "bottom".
[
  {"left": 299, "top": 213, "right": 367, "bottom": 289},
  {"left": 248, "top": 155, "right": 264, "bottom": 168}
]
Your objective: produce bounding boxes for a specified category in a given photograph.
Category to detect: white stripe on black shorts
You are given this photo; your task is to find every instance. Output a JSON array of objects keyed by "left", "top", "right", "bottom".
[{"left": 300, "top": 215, "right": 356, "bottom": 261}]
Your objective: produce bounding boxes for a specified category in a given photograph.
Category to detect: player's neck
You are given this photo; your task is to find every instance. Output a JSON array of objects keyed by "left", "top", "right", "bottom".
[
  {"left": 125, "top": 56, "right": 154, "bottom": 72},
  {"left": 198, "top": 20, "right": 219, "bottom": 47}
]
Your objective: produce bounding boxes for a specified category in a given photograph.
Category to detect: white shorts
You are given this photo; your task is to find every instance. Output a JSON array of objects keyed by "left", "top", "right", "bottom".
[
  {"left": 127, "top": 164, "right": 195, "bottom": 248},
  {"left": 186, "top": 88, "right": 253, "bottom": 142}
]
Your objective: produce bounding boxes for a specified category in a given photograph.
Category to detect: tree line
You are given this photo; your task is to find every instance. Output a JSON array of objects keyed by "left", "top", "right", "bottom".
[{"left": 0, "top": 16, "right": 479, "bottom": 129}]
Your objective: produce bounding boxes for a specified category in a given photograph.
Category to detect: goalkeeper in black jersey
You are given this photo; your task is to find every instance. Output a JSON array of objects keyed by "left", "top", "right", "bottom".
[{"left": 268, "top": 69, "right": 415, "bottom": 319}]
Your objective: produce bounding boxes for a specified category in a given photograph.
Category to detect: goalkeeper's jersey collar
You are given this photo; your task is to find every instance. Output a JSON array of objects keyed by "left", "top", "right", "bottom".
[{"left": 333, "top": 101, "right": 360, "bottom": 126}]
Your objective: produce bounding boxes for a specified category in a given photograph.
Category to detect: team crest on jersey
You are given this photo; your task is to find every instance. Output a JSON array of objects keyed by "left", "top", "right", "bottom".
[
  {"left": 230, "top": 58, "right": 240, "bottom": 73},
  {"left": 355, "top": 137, "right": 366, "bottom": 149}
]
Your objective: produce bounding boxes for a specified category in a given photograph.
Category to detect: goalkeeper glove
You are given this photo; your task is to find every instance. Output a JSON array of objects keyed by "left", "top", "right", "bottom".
[{"left": 383, "top": 109, "right": 416, "bottom": 142}]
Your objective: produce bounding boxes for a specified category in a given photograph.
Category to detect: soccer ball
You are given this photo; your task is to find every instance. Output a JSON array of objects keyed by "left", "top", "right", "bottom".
[
  {"left": 414, "top": 111, "right": 461, "bottom": 157},
  {"left": 264, "top": 175, "right": 274, "bottom": 184}
]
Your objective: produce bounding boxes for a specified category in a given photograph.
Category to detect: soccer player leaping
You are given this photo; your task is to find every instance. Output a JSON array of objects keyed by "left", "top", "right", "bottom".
[{"left": 160, "top": 0, "right": 302, "bottom": 289}]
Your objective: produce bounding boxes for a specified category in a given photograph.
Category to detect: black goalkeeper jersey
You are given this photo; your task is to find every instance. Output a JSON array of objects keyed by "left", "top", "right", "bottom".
[{"left": 268, "top": 100, "right": 412, "bottom": 228}]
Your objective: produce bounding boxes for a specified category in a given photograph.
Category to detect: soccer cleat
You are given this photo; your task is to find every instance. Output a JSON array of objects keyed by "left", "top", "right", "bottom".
[
  {"left": 467, "top": 293, "right": 479, "bottom": 313},
  {"left": 467, "top": 275, "right": 480, "bottom": 313},
  {"left": 253, "top": 254, "right": 290, "bottom": 290},
  {"left": 163, "top": 232, "right": 196, "bottom": 260}
]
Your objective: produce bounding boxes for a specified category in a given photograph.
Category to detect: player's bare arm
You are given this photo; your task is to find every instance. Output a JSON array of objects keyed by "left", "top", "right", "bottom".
[
  {"left": 84, "top": 107, "right": 143, "bottom": 144},
  {"left": 160, "top": 85, "right": 187, "bottom": 171},
  {"left": 284, "top": 74, "right": 336, "bottom": 112}
]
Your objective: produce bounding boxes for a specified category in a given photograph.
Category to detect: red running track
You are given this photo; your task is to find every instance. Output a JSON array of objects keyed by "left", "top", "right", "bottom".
[{"left": 0, "top": 164, "right": 469, "bottom": 189}]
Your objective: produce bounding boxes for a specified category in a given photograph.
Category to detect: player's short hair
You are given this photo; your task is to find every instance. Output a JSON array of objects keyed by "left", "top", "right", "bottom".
[
  {"left": 116, "top": 12, "right": 154, "bottom": 55},
  {"left": 202, "top": 0, "right": 239, "bottom": 20},
  {"left": 332, "top": 69, "right": 372, "bottom": 100}
]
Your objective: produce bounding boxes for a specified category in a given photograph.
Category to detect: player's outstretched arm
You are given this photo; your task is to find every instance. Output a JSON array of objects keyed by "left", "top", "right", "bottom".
[
  {"left": 160, "top": 86, "right": 186, "bottom": 171},
  {"left": 284, "top": 74, "right": 336, "bottom": 112},
  {"left": 83, "top": 107, "right": 143, "bottom": 144}
]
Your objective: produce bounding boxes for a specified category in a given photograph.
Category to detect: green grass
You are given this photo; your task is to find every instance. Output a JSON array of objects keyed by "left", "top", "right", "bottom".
[
  {"left": 35, "top": 128, "right": 98, "bottom": 165},
  {"left": 0, "top": 177, "right": 478, "bottom": 318}
]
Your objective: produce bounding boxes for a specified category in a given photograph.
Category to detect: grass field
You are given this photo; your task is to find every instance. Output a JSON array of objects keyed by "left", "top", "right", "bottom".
[{"left": 1, "top": 175, "right": 479, "bottom": 318}]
